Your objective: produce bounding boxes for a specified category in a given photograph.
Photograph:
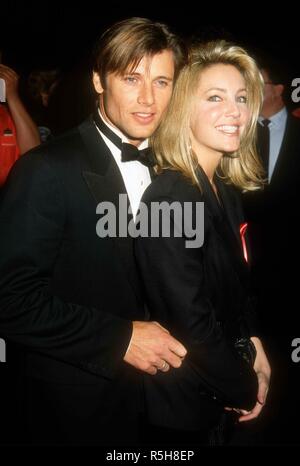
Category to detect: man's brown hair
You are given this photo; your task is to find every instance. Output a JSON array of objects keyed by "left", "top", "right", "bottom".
[{"left": 93, "top": 17, "right": 187, "bottom": 87}]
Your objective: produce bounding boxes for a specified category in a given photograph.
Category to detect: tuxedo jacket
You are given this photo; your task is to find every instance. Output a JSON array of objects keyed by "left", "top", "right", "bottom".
[
  {"left": 0, "top": 116, "right": 147, "bottom": 445},
  {"left": 245, "top": 115, "right": 300, "bottom": 218},
  {"left": 134, "top": 169, "right": 259, "bottom": 432},
  {"left": 268, "top": 115, "right": 300, "bottom": 195},
  {"left": 243, "top": 115, "right": 300, "bottom": 335}
]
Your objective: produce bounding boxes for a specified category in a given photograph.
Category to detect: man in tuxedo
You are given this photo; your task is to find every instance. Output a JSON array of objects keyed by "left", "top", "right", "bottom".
[
  {"left": 243, "top": 58, "right": 300, "bottom": 444},
  {"left": 244, "top": 59, "right": 300, "bottom": 331},
  {"left": 0, "top": 18, "right": 187, "bottom": 445}
]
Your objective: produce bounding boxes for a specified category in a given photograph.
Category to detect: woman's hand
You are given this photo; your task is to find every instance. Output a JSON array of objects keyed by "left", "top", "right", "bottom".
[{"left": 238, "top": 336, "right": 271, "bottom": 422}]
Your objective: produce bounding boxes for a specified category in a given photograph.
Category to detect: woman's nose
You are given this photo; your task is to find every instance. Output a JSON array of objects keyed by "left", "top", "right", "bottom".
[{"left": 225, "top": 99, "right": 241, "bottom": 118}]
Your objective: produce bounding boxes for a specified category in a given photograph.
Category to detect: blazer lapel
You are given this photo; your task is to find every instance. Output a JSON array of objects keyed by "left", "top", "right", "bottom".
[
  {"left": 215, "top": 177, "right": 250, "bottom": 281},
  {"left": 149, "top": 165, "right": 158, "bottom": 181},
  {"left": 78, "top": 116, "right": 143, "bottom": 304},
  {"left": 215, "top": 177, "right": 242, "bottom": 244},
  {"left": 197, "top": 168, "right": 248, "bottom": 280}
]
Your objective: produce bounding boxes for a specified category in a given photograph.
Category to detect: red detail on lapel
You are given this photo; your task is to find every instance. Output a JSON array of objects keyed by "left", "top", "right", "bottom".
[{"left": 239, "top": 222, "right": 248, "bottom": 263}]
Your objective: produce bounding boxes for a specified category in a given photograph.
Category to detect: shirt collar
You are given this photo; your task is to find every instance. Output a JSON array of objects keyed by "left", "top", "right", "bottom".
[{"left": 258, "top": 106, "right": 288, "bottom": 128}]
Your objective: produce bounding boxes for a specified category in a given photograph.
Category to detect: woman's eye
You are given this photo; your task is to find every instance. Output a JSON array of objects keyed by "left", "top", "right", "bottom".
[
  {"left": 208, "top": 95, "right": 221, "bottom": 102},
  {"left": 237, "top": 95, "right": 247, "bottom": 103}
]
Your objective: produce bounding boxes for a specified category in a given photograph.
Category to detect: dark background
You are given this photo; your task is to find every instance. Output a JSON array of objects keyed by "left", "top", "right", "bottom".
[
  {"left": 1, "top": 2, "right": 299, "bottom": 78},
  {"left": 1, "top": 2, "right": 299, "bottom": 120},
  {"left": 1, "top": 1, "right": 299, "bottom": 127}
]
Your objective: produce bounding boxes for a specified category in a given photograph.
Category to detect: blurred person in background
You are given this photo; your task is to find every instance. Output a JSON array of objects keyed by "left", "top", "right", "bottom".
[
  {"left": 26, "top": 68, "right": 62, "bottom": 142},
  {"left": 243, "top": 54, "right": 300, "bottom": 444},
  {"left": 0, "top": 59, "right": 40, "bottom": 187}
]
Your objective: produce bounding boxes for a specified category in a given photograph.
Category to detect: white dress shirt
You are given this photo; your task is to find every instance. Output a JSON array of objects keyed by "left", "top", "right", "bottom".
[
  {"left": 95, "top": 110, "right": 151, "bottom": 220},
  {"left": 258, "top": 107, "right": 288, "bottom": 182}
]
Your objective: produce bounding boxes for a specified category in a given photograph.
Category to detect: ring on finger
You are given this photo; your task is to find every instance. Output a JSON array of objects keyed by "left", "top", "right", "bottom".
[{"left": 160, "top": 361, "right": 167, "bottom": 371}]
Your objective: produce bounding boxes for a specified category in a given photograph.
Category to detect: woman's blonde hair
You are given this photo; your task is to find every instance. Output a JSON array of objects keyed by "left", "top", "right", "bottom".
[{"left": 151, "top": 40, "right": 265, "bottom": 191}]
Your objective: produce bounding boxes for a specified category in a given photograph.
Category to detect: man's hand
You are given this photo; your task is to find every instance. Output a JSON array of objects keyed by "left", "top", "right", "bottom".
[
  {"left": 123, "top": 321, "right": 187, "bottom": 375},
  {"left": 238, "top": 336, "right": 271, "bottom": 422}
]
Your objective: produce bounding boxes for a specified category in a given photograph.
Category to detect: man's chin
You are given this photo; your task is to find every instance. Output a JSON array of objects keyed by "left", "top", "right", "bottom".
[{"left": 125, "top": 129, "right": 155, "bottom": 143}]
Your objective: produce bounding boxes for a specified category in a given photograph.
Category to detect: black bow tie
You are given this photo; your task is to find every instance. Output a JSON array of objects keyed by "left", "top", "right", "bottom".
[{"left": 93, "top": 109, "right": 154, "bottom": 167}]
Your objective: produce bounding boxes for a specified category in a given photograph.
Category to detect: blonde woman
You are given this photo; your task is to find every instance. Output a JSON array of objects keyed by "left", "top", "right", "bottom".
[{"left": 135, "top": 41, "right": 271, "bottom": 445}]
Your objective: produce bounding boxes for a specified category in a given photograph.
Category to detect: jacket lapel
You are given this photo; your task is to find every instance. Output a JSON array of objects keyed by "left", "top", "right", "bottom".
[
  {"left": 149, "top": 165, "right": 158, "bottom": 181},
  {"left": 215, "top": 177, "right": 243, "bottom": 244},
  {"left": 197, "top": 168, "right": 248, "bottom": 280},
  {"left": 78, "top": 116, "right": 143, "bottom": 304},
  {"left": 216, "top": 178, "right": 250, "bottom": 282}
]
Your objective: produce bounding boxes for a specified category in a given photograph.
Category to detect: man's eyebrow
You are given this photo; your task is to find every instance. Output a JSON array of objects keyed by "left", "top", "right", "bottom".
[
  {"left": 154, "top": 75, "right": 173, "bottom": 81},
  {"left": 124, "top": 71, "right": 173, "bottom": 81}
]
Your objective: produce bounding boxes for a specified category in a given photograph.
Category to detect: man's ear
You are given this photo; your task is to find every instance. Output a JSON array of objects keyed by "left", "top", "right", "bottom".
[
  {"left": 93, "top": 72, "right": 104, "bottom": 94},
  {"left": 275, "top": 84, "right": 284, "bottom": 98}
]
